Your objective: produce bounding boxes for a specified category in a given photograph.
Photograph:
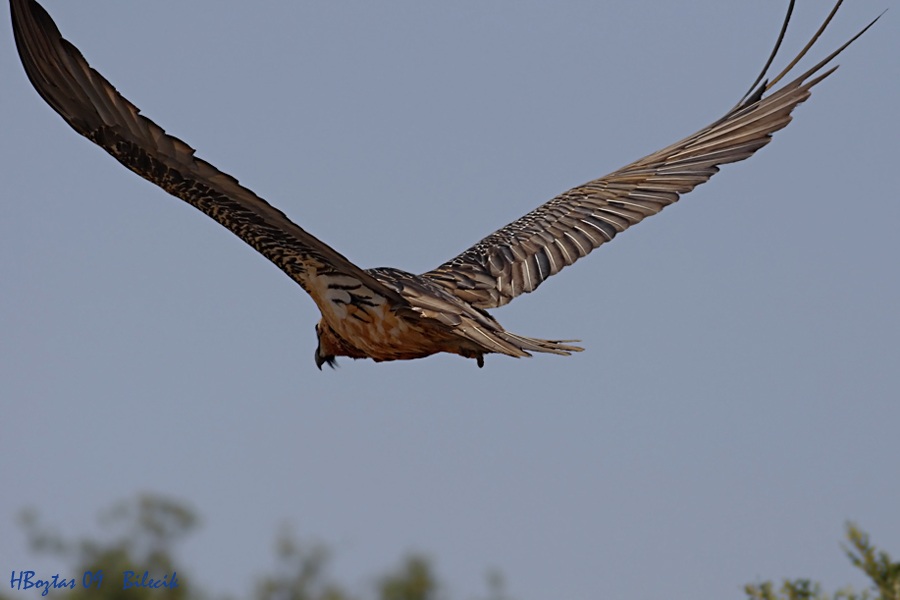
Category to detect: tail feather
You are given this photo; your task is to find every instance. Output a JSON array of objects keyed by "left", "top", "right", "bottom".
[
  {"left": 454, "top": 316, "right": 583, "bottom": 359},
  {"left": 500, "top": 332, "right": 584, "bottom": 356}
]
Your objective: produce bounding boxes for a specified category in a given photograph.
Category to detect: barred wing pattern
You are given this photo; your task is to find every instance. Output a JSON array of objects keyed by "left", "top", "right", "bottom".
[
  {"left": 11, "top": 0, "right": 878, "bottom": 367},
  {"left": 10, "top": 0, "right": 409, "bottom": 312},
  {"left": 425, "top": 1, "right": 878, "bottom": 310}
]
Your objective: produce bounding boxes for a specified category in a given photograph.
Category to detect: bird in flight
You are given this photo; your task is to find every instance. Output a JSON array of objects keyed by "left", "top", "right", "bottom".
[{"left": 11, "top": 0, "right": 877, "bottom": 369}]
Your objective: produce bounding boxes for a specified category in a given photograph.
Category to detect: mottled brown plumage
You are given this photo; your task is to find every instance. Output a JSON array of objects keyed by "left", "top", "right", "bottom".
[{"left": 10, "top": 0, "right": 877, "bottom": 369}]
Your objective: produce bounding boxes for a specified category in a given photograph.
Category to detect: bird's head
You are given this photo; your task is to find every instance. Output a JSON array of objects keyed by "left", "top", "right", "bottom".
[{"left": 314, "top": 322, "right": 338, "bottom": 370}]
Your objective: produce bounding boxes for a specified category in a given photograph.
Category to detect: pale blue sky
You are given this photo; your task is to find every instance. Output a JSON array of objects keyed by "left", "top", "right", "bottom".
[{"left": 2, "top": 2, "right": 898, "bottom": 599}]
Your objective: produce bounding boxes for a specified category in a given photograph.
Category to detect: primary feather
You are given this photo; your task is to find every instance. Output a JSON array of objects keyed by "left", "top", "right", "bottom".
[{"left": 10, "top": 0, "right": 878, "bottom": 368}]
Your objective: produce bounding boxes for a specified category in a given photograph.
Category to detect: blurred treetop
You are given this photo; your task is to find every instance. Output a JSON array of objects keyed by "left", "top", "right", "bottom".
[{"left": 3, "top": 494, "right": 896, "bottom": 600}]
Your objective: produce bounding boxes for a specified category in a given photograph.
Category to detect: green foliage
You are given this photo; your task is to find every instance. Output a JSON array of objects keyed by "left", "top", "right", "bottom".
[
  {"left": 844, "top": 524, "right": 900, "bottom": 600},
  {"left": 18, "top": 494, "right": 195, "bottom": 600},
  {"left": 744, "top": 580, "right": 817, "bottom": 600},
  {"left": 745, "top": 523, "right": 900, "bottom": 600},
  {"left": 11, "top": 495, "right": 898, "bottom": 600},
  {"left": 12, "top": 495, "right": 502, "bottom": 600},
  {"left": 377, "top": 556, "right": 438, "bottom": 600},
  {"left": 253, "top": 526, "right": 348, "bottom": 600}
]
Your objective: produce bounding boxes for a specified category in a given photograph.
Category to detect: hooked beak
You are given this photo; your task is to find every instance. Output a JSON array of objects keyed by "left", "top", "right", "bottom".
[{"left": 315, "top": 347, "right": 336, "bottom": 370}]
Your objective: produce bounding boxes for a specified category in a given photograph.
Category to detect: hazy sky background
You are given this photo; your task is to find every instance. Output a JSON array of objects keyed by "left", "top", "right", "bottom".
[{"left": 2, "top": 2, "right": 898, "bottom": 599}]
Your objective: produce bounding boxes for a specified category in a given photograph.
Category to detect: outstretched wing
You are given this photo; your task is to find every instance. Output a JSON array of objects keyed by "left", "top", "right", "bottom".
[
  {"left": 10, "top": 0, "right": 409, "bottom": 311},
  {"left": 424, "top": 0, "right": 878, "bottom": 310}
]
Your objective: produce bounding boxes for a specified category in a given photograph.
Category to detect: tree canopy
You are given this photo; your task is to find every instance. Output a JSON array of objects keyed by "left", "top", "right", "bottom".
[{"left": 4, "top": 494, "right": 897, "bottom": 600}]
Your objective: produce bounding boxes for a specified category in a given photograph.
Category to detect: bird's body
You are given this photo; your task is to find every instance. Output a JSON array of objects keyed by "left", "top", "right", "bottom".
[
  {"left": 312, "top": 267, "right": 579, "bottom": 368},
  {"left": 9, "top": 0, "right": 877, "bottom": 369}
]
